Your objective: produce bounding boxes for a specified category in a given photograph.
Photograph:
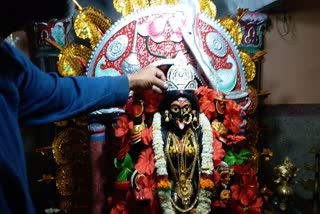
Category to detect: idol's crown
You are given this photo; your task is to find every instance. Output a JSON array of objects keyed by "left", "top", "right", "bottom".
[{"left": 166, "top": 52, "right": 198, "bottom": 91}]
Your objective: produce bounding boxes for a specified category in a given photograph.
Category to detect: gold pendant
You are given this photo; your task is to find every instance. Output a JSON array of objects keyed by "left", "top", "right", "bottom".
[{"left": 175, "top": 176, "right": 193, "bottom": 207}]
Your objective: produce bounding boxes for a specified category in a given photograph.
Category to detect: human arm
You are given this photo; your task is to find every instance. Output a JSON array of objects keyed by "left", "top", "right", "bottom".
[{"left": 3, "top": 43, "right": 166, "bottom": 125}]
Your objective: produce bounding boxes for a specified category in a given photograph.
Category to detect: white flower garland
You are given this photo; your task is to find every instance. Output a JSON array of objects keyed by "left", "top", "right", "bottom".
[{"left": 152, "top": 112, "right": 214, "bottom": 214}]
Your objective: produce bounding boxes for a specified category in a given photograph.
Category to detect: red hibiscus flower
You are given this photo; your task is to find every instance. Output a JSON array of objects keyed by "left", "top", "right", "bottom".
[
  {"left": 196, "top": 86, "right": 218, "bottom": 120},
  {"left": 143, "top": 90, "right": 163, "bottom": 113},
  {"left": 226, "top": 134, "right": 246, "bottom": 145},
  {"left": 134, "top": 174, "right": 156, "bottom": 203},
  {"left": 233, "top": 165, "right": 254, "bottom": 176},
  {"left": 141, "top": 126, "right": 153, "bottom": 146},
  {"left": 135, "top": 147, "right": 155, "bottom": 176},
  {"left": 231, "top": 197, "right": 263, "bottom": 214},
  {"left": 117, "top": 142, "right": 131, "bottom": 160},
  {"left": 230, "top": 165, "right": 262, "bottom": 213},
  {"left": 231, "top": 183, "right": 258, "bottom": 207},
  {"left": 110, "top": 200, "right": 128, "bottom": 214},
  {"left": 114, "top": 115, "right": 133, "bottom": 143},
  {"left": 223, "top": 100, "right": 244, "bottom": 134},
  {"left": 213, "top": 138, "right": 225, "bottom": 166}
]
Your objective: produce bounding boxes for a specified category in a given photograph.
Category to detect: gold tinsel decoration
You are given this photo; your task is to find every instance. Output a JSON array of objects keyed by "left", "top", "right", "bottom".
[
  {"left": 57, "top": 43, "right": 92, "bottom": 77},
  {"left": 55, "top": 164, "right": 74, "bottom": 196},
  {"left": 249, "top": 145, "right": 260, "bottom": 173},
  {"left": 199, "top": 0, "right": 216, "bottom": 19},
  {"left": 113, "top": 0, "right": 149, "bottom": 16},
  {"left": 73, "top": 4, "right": 112, "bottom": 48},
  {"left": 246, "top": 116, "right": 260, "bottom": 146},
  {"left": 113, "top": 0, "right": 215, "bottom": 18},
  {"left": 240, "top": 51, "right": 256, "bottom": 82},
  {"left": 252, "top": 50, "right": 267, "bottom": 62},
  {"left": 52, "top": 127, "right": 89, "bottom": 165},
  {"left": 54, "top": 120, "right": 69, "bottom": 127},
  {"left": 218, "top": 17, "right": 242, "bottom": 46},
  {"left": 246, "top": 84, "right": 259, "bottom": 115},
  {"left": 236, "top": 8, "right": 248, "bottom": 22},
  {"left": 59, "top": 198, "right": 73, "bottom": 213},
  {"left": 149, "top": 0, "right": 175, "bottom": 6}
]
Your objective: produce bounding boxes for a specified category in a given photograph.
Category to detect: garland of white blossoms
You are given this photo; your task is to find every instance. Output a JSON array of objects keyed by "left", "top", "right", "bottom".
[{"left": 152, "top": 112, "right": 214, "bottom": 214}]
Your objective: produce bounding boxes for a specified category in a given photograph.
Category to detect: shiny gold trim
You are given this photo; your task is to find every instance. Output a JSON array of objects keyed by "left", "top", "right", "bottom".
[
  {"left": 218, "top": 17, "right": 243, "bottom": 46},
  {"left": 52, "top": 127, "right": 89, "bottom": 165},
  {"left": 57, "top": 43, "right": 91, "bottom": 76},
  {"left": 240, "top": 51, "right": 256, "bottom": 82}
]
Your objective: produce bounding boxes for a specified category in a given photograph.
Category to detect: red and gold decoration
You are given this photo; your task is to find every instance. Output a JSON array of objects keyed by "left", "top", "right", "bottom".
[{"left": 38, "top": 0, "right": 273, "bottom": 213}]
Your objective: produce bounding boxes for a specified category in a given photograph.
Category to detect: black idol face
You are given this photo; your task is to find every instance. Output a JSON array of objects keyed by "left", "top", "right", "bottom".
[{"left": 170, "top": 97, "right": 192, "bottom": 131}]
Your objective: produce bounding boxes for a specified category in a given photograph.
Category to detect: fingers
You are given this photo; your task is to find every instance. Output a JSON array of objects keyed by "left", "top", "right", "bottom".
[
  {"left": 152, "top": 85, "right": 163, "bottom": 94},
  {"left": 128, "top": 65, "right": 168, "bottom": 93},
  {"left": 152, "top": 66, "right": 168, "bottom": 91},
  {"left": 154, "top": 67, "right": 166, "bottom": 81}
]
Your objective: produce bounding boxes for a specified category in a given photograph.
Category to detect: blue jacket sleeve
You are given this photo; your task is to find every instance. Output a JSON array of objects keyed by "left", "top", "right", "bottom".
[{"left": 9, "top": 44, "right": 130, "bottom": 125}]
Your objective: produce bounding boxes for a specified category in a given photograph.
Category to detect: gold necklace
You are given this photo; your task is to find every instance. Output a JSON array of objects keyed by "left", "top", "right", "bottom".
[
  {"left": 152, "top": 112, "right": 214, "bottom": 214},
  {"left": 165, "top": 128, "right": 200, "bottom": 211}
]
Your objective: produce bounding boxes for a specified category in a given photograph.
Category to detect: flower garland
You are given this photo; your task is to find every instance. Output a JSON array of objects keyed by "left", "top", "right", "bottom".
[{"left": 152, "top": 112, "right": 215, "bottom": 214}]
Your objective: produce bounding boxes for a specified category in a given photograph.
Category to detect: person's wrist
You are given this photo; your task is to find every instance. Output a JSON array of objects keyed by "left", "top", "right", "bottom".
[{"left": 127, "top": 74, "right": 136, "bottom": 91}]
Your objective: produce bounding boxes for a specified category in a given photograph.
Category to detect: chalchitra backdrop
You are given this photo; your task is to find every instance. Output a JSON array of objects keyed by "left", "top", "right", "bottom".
[{"left": 33, "top": 0, "right": 271, "bottom": 213}]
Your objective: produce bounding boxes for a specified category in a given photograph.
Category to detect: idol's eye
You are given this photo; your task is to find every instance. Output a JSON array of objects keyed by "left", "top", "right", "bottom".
[
  {"left": 170, "top": 105, "right": 180, "bottom": 113},
  {"left": 182, "top": 105, "right": 192, "bottom": 113}
]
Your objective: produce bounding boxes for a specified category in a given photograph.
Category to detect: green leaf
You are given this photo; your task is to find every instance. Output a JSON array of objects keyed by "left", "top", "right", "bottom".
[
  {"left": 114, "top": 154, "right": 135, "bottom": 181},
  {"left": 238, "top": 149, "right": 252, "bottom": 160},
  {"left": 117, "top": 169, "right": 131, "bottom": 181},
  {"left": 224, "top": 151, "right": 238, "bottom": 166},
  {"left": 120, "top": 154, "right": 135, "bottom": 169}
]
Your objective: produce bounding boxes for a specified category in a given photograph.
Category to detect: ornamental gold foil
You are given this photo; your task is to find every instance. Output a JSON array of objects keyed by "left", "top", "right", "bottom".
[
  {"left": 200, "top": 0, "right": 216, "bottom": 19},
  {"left": 149, "top": 0, "right": 179, "bottom": 5},
  {"left": 57, "top": 44, "right": 91, "bottom": 77},
  {"left": 59, "top": 198, "right": 73, "bottom": 212},
  {"left": 56, "top": 164, "right": 74, "bottom": 196},
  {"left": 249, "top": 145, "right": 260, "bottom": 173},
  {"left": 52, "top": 127, "right": 89, "bottom": 165},
  {"left": 218, "top": 17, "right": 242, "bottom": 46},
  {"left": 74, "top": 6, "right": 112, "bottom": 48},
  {"left": 246, "top": 116, "right": 260, "bottom": 146},
  {"left": 114, "top": 0, "right": 214, "bottom": 18},
  {"left": 54, "top": 120, "right": 69, "bottom": 127},
  {"left": 240, "top": 51, "right": 256, "bottom": 82},
  {"left": 113, "top": 0, "right": 135, "bottom": 16},
  {"left": 211, "top": 120, "right": 227, "bottom": 135},
  {"left": 247, "top": 85, "right": 258, "bottom": 115}
]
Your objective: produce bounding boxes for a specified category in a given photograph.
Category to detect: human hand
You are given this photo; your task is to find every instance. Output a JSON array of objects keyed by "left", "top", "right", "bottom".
[{"left": 127, "top": 65, "right": 168, "bottom": 93}]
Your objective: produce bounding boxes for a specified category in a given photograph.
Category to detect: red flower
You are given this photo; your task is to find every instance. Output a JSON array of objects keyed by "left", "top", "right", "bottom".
[
  {"left": 110, "top": 200, "right": 128, "bottom": 214},
  {"left": 134, "top": 174, "right": 156, "bottom": 203},
  {"left": 230, "top": 165, "right": 262, "bottom": 213},
  {"left": 126, "top": 98, "right": 145, "bottom": 118},
  {"left": 232, "top": 165, "right": 254, "bottom": 176},
  {"left": 196, "top": 86, "right": 218, "bottom": 120},
  {"left": 143, "top": 90, "right": 163, "bottom": 113},
  {"left": 141, "top": 126, "right": 153, "bottom": 146},
  {"left": 223, "top": 100, "right": 244, "bottom": 134},
  {"left": 117, "top": 142, "right": 131, "bottom": 160},
  {"left": 231, "top": 183, "right": 258, "bottom": 206},
  {"left": 114, "top": 115, "right": 133, "bottom": 142},
  {"left": 226, "top": 134, "right": 246, "bottom": 145},
  {"left": 135, "top": 147, "right": 155, "bottom": 176},
  {"left": 231, "top": 197, "right": 263, "bottom": 214},
  {"left": 212, "top": 169, "right": 221, "bottom": 185},
  {"left": 213, "top": 138, "right": 225, "bottom": 166}
]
